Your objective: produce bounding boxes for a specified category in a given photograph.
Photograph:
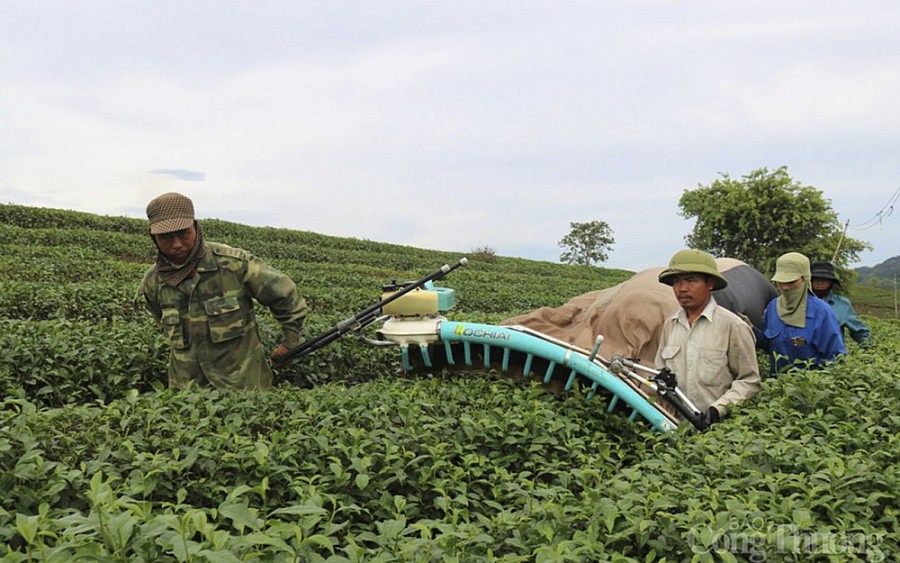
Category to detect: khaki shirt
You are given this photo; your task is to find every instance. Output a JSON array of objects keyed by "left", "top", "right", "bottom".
[
  {"left": 655, "top": 296, "right": 760, "bottom": 415},
  {"left": 142, "top": 241, "right": 308, "bottom": 390}
]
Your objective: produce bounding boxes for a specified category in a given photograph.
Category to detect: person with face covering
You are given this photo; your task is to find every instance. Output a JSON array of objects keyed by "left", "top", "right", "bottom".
[
  {"left": 140, "top": 192, "right": 309, "bottom": 390},
  {"left": 655, "top": 250, "right": 761, "bottom": 428},
  {"left": 810, "top": 261, "right": 872, "bottom": 348},
  {"left": 755, "top": 252, "right": 845, "bottom": 374}
]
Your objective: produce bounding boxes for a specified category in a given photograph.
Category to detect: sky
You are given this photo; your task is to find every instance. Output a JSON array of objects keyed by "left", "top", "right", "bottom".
[{"left": 1, "top": 1, "right": 898, "bottom": 271}]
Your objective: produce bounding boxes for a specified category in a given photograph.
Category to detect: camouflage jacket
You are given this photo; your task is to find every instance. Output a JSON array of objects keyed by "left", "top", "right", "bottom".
[{"left": 141, "top": 241, "right": 308, "bottom": 390}]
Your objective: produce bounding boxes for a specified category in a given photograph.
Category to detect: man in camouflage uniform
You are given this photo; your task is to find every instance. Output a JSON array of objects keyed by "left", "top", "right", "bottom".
[{"left": 140, "top": 192, "right": 308, "bottom": 390}]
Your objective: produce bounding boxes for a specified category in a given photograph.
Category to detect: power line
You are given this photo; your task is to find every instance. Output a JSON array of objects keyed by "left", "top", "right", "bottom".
[{"left": 849, "top": 186, "right": 900, "bottom": 231}]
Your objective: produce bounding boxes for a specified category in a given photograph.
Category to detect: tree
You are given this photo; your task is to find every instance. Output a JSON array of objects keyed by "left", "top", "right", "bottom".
[
  {"left": 558, "top": 220, "right": 615, "bottom": 266},
  {"left": 678, "top": 166, "right": 870, "bottom": 275}
]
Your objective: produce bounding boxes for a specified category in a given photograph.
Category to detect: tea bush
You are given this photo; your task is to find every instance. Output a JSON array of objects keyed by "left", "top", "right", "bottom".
[
  {"left": 0, "top": 280, "right": 142, "bottom": 322},
  {"left": 0, "top": 203, "right": 896, "bottom": 561},
  {"left": 0, "top": 318, "right": 168, "bottom": 406}
]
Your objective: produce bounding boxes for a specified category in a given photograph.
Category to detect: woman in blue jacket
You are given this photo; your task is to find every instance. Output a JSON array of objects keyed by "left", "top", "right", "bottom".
[{"left": 755, "top": 253, "right": 846, "bottom": 374}]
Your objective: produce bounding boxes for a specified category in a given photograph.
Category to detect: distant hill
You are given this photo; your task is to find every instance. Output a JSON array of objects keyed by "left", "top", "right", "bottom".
[{"left": 855, "top": 255, "right": 900, "bottom": 288}]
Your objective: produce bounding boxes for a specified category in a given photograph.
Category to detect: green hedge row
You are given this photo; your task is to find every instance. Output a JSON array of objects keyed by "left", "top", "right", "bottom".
[
  {"left": 0, "top": 319, "right": 168, "bottom": 407},
  {"left": 0, "top": 204, "right": 147, "bottom": 234},
  {"left": 0, "top": 224, "right": 152, "bottom": 262},
  {"left": 1, "top": 202, "right": 896, "bottom": 561},
  {"left": 1, "top": 330, "right": 897, "bottom": 560},
  {"left": 0, "top": 376, "right": 647, "bottom": 561},
  {"left": 0, "top": 315, "right": 401, "bottom": 409},
  {"left": 0, "top": 202, "right": 629, "bottom": 284},
  {"left": 0, "top": 281, "right": 143, "bottom": 322}
]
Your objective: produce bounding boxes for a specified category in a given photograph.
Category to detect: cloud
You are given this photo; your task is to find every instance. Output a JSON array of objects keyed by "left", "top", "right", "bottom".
[
  {"left": 0, "top": 1, "right": 898, "bottom": 271},
  {"left": 150, "top": 169, "right": 207, "bottom": 182}
]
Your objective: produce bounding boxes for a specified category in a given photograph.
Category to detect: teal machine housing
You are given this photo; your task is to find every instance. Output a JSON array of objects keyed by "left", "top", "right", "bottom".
[{"left": 377, "top": 282, "right": 678, "bottom": 433}]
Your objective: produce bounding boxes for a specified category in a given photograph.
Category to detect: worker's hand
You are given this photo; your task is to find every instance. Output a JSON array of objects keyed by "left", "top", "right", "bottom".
[
  {"left": 702, "top": 406, "right": 721, "bottom": 428},
  {"left": 271, "top": 345, "right": 290, "bottom": 369}
]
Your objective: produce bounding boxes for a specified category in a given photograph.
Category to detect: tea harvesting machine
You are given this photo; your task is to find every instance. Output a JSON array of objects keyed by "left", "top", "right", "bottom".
[{"left": 273, "top": 259, "right": 713, "bottom": 432}]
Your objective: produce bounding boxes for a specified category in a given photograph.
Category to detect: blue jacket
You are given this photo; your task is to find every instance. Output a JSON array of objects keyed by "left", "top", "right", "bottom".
[
  {"left": 823, "top": 292, "right": 871, "bottom": 346},
  {"left": 755, "top": 293, "right": 846, "bottom": 374}
]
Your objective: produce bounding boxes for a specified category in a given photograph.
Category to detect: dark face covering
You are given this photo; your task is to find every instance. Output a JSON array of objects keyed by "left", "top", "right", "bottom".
[{"left": 811, "top": 279, "right": 833, "bottom": 299}]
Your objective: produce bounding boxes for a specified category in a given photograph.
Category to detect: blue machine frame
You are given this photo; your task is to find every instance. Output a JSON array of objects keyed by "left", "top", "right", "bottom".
[{"left": 397, "top": 320, "right": 678, "bottom": 432}]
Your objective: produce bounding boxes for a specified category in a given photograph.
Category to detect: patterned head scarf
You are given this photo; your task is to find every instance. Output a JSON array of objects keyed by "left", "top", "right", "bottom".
[
  {"left": 153, "top": 222, "right": 206, "bottom": 286},
  {"left": 147, "top": 193, "right": 206, "bottom": 286}
]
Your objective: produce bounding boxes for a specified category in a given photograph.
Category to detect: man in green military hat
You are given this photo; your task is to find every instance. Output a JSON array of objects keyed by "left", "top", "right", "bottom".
[
  {"left": 655, "top": 249, "right": 761, "bottom": 428},
  {"left": 140, "top": 192, "right": 308, "bottom": 390}
]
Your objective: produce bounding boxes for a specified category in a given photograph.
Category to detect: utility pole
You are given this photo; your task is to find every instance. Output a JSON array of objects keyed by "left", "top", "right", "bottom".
[{"left": 831, "top": 219, "right": 850, "bottom": 263}]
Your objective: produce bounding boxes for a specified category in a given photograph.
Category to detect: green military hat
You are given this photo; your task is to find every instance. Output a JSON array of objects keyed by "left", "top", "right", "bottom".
[
  {"left": 772, "top": 252, "right": 810, "bottom": 283},
  {"left": 658, "top": 249, "right": 728, "bottom": 290}
]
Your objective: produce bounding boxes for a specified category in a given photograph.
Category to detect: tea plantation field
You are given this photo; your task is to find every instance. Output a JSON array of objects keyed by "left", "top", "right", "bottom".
[{"left": 1, "top": 203, "right": 897, "bottom": 561}]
